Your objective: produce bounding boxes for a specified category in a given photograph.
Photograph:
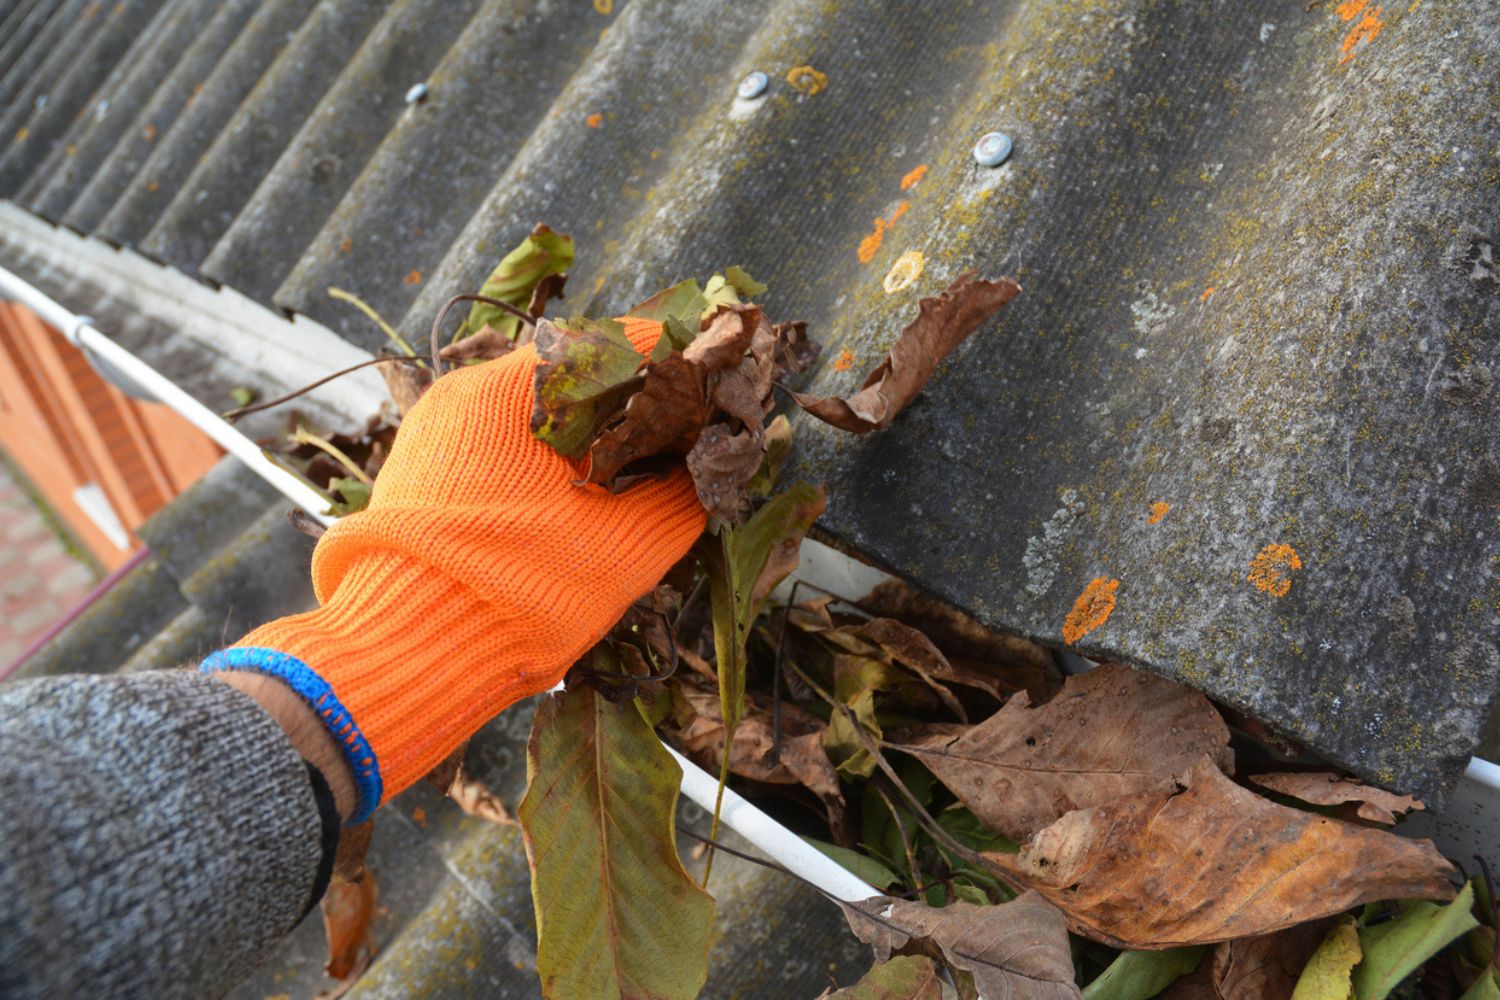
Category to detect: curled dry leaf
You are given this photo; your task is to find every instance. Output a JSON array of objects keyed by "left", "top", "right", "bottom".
[
  {"left": 1249, "top": 771, "right": 1424, "bottom": 825},
  {"left": 424, "top": 739, "right": 467, "bottom": 793},
  {"left": 439, "top": 324, "right": 520, "bottom": 363},
  {"left": 322, "top": 820, "right": 378, "bottom": 983},
  {"left": 670, "top": 675, "right": 847, "bottom": 840},
  {"left": 893, "top": 663, "right": 1234, "bottom": 841},
  {"left": 448, "top": 771, "right": 518, "bottom": 826},
  {"left": 816, "top": 955, "right": 944, "bottom": 999},
  {"left": 986, "top": 757, "right": 1458, "bottom": 949},
  {"left": 792, "top": 273, "right": 1021, "bottom": 432},
  {"left": 839, "top": 890, "right": 1082, "bottom": 1000},
  {"left": 376, "top": 355, "right": 434, "bottom": 415},
  {"left": 687, "top": 423, "right": 764, "bottom": 523}
]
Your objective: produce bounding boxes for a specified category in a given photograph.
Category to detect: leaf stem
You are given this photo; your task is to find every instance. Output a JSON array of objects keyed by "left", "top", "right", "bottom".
[
  {"left": 292, "top": 426, "right": 373, "bottom": 486},
  {"left": 427, "top": 293, "right": 535, "bottom": 377},
  {"left": 328, "top": 286, "right": 421, "bottom": 359}
]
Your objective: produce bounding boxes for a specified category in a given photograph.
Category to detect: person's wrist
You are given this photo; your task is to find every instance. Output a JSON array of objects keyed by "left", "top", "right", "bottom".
[{"left": 211, "top": 669, "right": 358, "bottom": 821}]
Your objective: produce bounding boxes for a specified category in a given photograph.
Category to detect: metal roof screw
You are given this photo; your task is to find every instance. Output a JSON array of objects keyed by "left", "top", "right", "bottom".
[
  {"left": 737, "top": 71, "right": 769, "bottom": 100},
  {"left": 404, "top": 82, "right": 428, "bottom": 105},
  {"left": 973, "top": 131, "right": 1013, "bottom": 167}
]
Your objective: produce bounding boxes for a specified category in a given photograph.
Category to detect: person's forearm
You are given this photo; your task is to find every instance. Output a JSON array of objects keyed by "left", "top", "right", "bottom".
[{"left": 0, "top": 671, "right": 334, "bottom": 1000}]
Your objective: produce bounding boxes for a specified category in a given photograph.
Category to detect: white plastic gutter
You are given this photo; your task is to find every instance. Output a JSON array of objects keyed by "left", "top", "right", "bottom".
[{"left": 0, "top": 263, "right": 879, "bottom": 904}]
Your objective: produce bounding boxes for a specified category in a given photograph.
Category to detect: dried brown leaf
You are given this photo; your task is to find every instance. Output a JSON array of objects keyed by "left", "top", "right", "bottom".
[
  {"left": 424, "top": 740, "right": 467, "bottom": 793},
  {"left": 439, "top": 324, "right": 520, "bottom": 363},
  {"left": 793, "top": 273, "right": 1021, "bottom": 432},
  {"left": 376, "top": 356, "right": 434, "bottom": 415},
  {"left": 1209, "top": 919, "right": 1332, "bottom": 1000},
  {"left": 770, "top": 319, "right": 821, "bottom": 381},
  {"left": 526, "top": 271, "right": 568, "bottom": 319},
  {"left": 683, "top": 303, "right": 759, "bottom": 371},
  {"left": 448, "top": 771, "right": 517, "bottom": 826},
  {"left": 839, "top": 890, "right": 1082, "bottom": 1000},
  {"left": 321, "top": 866, "right": 378, "bottom": 981},
  {"left": 585, "top": 352, "right": 710, "bottom": 485},
  {"left": 893, "top": 663, "right": 1233, "bottom": 841},
  {"left": 331, "top": 820, "right": 373, "bottom": 883},
  {"left": 1249, "top": 771, "right": 1424, "bottom": 825},
  {"left": 859, "top": 579, "right": 1061, "bottom": 701},
  {"left": 685, "top": 422, "right": 763, "bottom": 523},
  {"left": 986, "top": 757, "right": 1459, "bottom": 948}
]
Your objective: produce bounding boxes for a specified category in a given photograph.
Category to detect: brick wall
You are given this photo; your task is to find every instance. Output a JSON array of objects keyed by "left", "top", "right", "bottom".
[{"left": 0, "top": 302, "right": 221, "bottom": 569}]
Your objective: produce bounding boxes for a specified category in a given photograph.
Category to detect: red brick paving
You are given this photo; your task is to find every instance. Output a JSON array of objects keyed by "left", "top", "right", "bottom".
[{"left": 0, "top": 463, "right": 100, "bottom": 669}]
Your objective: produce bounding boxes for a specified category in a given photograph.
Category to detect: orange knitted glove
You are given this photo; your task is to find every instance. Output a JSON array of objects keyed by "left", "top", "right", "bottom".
[{"left": 202, "top": 318, "right": 705, "bottom": 821}]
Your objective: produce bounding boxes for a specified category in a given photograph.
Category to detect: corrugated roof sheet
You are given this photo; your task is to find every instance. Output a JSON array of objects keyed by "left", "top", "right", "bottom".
[{"left": 1, "top": 0, "right": 1496, "bottom": 862}]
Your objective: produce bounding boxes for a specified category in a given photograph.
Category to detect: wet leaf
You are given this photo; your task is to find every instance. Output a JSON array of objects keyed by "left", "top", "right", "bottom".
[
  {"left": 376, "top": 357, "right": 433, "bottom": 414},
  {"left": 327, "top": 476, "right": 371, "bottom": 516},
  {"left": 686, "top": 423, "right": 763, "bottom": 523},
  {"left": 586, "top": 352, "right": 710, "bottom": 486},
  {"left": 792, "top": 273, "right": 1021, "bottom": 432},
  {"left": 839, "top": 890, "right": 1082, "bottom": 1000},
  {"left": 1249, "top": 771, "right": 1424, "bottom": 825},
  {"left": 1353, "top": 882, "right": 1477, "bottom": 1000},
  {"left": 519, "top": 685, "right": 714, "bottom": 1000},
  {"left": 1083, "top": 947, "right": 1207, "bottom": 1000},
  {"left": 465, "top": 224, "right": 574, "bottom": 343},
  {"left": 894, "top": 663, "right": 1233, "bottom": 841},
  {"left": 439, "top": 324, "right": 519, "bottom": 363},
  {"left": 530, "top": 317, "right": 644, "bottom": 458},
  {"left": 986, "top": 758, "right": 1459, "bottom": 949},
  {"left": 816, "top": 955, "right": 943, "bottom": 999},
  {"left": 1292, "top": 917, "right": 1362, "bottom": 1000}
]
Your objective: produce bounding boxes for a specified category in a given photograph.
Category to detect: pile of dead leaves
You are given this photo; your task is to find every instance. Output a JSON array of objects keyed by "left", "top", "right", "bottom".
[{"left": 261, "top": 227, "right": 1493, "bottom": 1000}]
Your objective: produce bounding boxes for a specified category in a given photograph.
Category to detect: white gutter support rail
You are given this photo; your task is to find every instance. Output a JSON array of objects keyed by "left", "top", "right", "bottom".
[{"left": 0, "top": 264, "right": 880, "bottom": 904}]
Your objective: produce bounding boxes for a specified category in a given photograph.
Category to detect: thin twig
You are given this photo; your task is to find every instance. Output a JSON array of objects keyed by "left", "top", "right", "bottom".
[
  {"left": 428, "top": 293, "right": 534, "bottom": 377},
  {"left": 222, "top": 355, "right": 426, "bottom": 421},
  {"left": 328, "top": 286, "right": 421, "bottom": 359},
  {"left": 873, "top": 781, "right": 921, "bottom": 890}
]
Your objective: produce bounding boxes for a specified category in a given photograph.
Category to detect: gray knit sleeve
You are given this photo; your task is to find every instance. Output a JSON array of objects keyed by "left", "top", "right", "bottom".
[{"left": 0, "top": 670, "right": 330, "bottom": 999}]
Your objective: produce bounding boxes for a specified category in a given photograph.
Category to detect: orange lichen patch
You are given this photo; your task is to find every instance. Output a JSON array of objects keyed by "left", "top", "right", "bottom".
[
  {"left": 339, "top": 236, "right": 353, "bottom": 253},
  {"left": 142, "top": 123, "right": 157, "bottom": 142},
  {"left": 1248, "top": 543, "right": 1303, "bottom": 597},
  {"left": 883, "top": 250, "right": 925, "bottom": 293},
  {"left": 1335, "top": 0, "right": 1369, "bottom": 18},
  {"left": 145, "top": 179, "right": 159, "bottom": 193},
  {"left": 857, "top": 202, "right": 911, "bottom": 264},
  {"left": 1339, "top": 4, "right": 1383, "bottom": 63},
  {"left": 900, "top": 164, "right": 928, "bottom": 191},
  {"left": 585, "top": 112, "right": 603, "bottom": 129},
  {"left": 13, "top": 127, "right": 28, "bottom": 143},
  {"left": 832, "top": 349, "right": 856, "bottom": 372},
  {"left": 1063, "top": 576, "right": 1119, "bottom": 645},
  {"left": 1147, "top": 501, "right": 1171, "bottom": 525},
  {"left": 403, "top": 269, "right": 422, "bottom": 285},
  {"left": 1199, "top": 286, "right": 1217, "bottom": 302},
  {"left": 786, "top": 65, "right": 828, "bottom": 96},
  {"left": 410, "top": 806, "right": 427, "bottom": 828}
]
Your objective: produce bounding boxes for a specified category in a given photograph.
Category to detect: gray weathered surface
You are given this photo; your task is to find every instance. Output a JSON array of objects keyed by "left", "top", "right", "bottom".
[{"left": 1, "top": 0, "right": 1495, "bottom": 807}]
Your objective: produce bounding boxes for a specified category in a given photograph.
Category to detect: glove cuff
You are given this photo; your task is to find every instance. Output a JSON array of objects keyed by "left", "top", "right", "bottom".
[{"left": 202, "top": 554, "right": 575, "bottom": 821}]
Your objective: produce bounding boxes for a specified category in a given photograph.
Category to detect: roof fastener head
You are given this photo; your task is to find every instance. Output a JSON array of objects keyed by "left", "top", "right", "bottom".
[
  {"left": 737, "top": 71, "right": 769, "bottom": 100},
  {"left": 404, "top": 82, "right": 429, "bottom": 105},
  {"left": 973, "top": 131, "right": 1013, "bottom": 167}
]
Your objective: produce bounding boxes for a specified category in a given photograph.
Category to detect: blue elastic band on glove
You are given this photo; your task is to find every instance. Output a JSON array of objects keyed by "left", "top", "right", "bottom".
[{"left": 202, "top": 647, "right": 383, "bottom": 823}]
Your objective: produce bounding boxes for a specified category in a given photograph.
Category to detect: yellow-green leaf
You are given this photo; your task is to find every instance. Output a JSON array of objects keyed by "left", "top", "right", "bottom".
[
  {"left": 519, "top": 686, "right": 714, "bottom": 1000},
  {"left": 327, "top": 476, "right": 371, "bottom": 516},
  {"left": 1460, "top": 968, "right": 1500, "bottom": 1000},
  {"left": 818, "top": 955, "right": 943, "bottom": 999},
  {"left": 703, "top": 266, "right": 766, "bottom": 310},
  {"left": 1081, "top": 946, "right": 1206, "bottom": 1000},
  {"left": 466, "top": 224, "right": 573, "bottom": 342},
  {"left": 1353, "top": 883, "right": 1478, "bottom": 1000},
  {"left": 1294, "top": 917, "right": 1362, "bottom": 1000}
]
